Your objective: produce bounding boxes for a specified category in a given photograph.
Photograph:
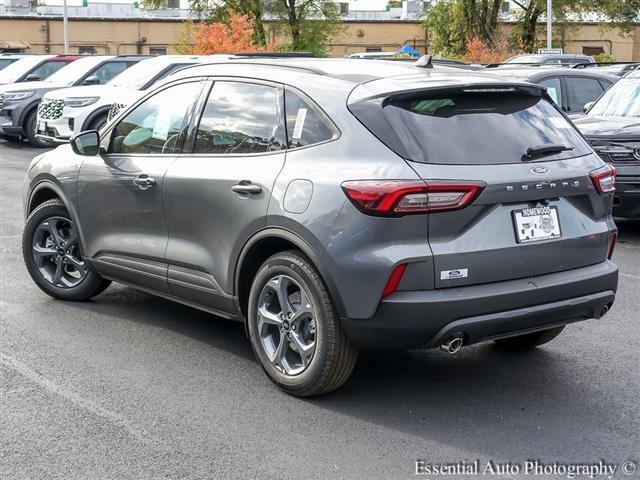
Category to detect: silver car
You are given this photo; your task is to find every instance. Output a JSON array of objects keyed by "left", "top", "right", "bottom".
[{"left": 22, "top": 59, "right": 619, "bottom": 396}]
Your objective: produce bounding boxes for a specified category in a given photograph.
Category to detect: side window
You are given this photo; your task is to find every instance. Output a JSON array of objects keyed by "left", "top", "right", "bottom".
[
  {"left": 28, "top": 61, "right": 67, "bottom": 80},
  {"left": 193, "top": 81, "right": 285, "bottom": 154},
  {"left": 566, "top": 77, "right": 604, "bottom": 112},
  {"left": 284, "top": 89, "right": 335, "bottom": 148},
  {"left": 538, "top": 77, "right": 562, "bottom": 106},
  {"left": 88, "top": 61, "right": 129, "bottom": 84},
  {"left": 108, "top": 82, "right": 202, "bottom": 155}
]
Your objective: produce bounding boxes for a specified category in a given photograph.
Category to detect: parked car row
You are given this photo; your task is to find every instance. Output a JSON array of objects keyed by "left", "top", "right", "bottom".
[
  {"left": 2, "top": 53, "right": 638, "bottom": 220},
  {"left": 0, "top": 54, "right": 625, "bottom": 146},
  {"left": 0, "top": 55, "right": 152, "bottom": 146}
]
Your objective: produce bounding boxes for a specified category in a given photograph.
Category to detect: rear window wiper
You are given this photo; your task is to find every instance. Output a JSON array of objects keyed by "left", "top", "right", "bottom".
[{"left": 523, "top": 144, "right": 574, "bottom": 161}]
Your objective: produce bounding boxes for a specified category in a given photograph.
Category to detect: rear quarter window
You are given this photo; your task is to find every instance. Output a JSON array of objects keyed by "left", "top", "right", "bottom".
[
  {"left": 350, "top": 91, "right": 592, "bottom": 165},
  {"left": 284, "top": 89, "right": 336, "bottom": 148}
]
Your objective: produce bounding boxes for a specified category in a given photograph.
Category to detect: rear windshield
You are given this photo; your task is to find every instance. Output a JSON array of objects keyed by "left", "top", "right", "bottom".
[{"left": 350, "top": 92, "right": 591, "bottom": 164}]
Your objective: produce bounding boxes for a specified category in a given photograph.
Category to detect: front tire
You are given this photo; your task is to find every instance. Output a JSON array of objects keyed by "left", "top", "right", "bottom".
[
  {"left": 25, "top": 110, "right": 52, "bottom": 148},
  {"left": 494, "top": 326, "right": 565, "bottom": 351},
  {"left": 22, "top": 200, "right": 110, "bottom": 301},
  {"left": 247, "top": 250, "right": 358, "bottom": 397}
]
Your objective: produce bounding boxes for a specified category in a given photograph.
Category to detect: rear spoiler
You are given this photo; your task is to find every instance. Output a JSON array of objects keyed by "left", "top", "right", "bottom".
[{"left": 348, "top": 81, "right": 546, "bottom": 105}]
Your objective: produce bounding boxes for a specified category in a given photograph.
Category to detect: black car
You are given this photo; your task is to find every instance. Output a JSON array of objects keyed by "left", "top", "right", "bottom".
[
  {"left": 489, "top": 67, "right": 618, "bottom": 116},
  {"left": 574, "top": 70, "right": 640, "bottom": 218}
]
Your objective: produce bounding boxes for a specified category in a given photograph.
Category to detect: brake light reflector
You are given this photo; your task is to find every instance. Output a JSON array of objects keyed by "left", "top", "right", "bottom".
[
  {"left": 341, "top": 180, "right": 485, "bottom": 216},
  {"left": 607, "top": 232, "right": 617, "bottom": 259},
  {"left": 381, "top": 263, "right": 407, "bottom": 299},
  {"left": 590, "top": 164, "right": 616, "bottom": 194}
]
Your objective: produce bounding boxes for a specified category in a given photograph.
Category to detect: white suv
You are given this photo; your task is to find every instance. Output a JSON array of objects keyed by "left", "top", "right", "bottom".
[{"left": 35, "top": 55, "right": 208, "bottom": 144}]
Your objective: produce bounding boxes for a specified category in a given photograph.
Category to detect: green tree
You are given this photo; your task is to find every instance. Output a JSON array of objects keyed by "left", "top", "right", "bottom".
[
  {"left": 422, "top": 0, "right": 503, "bottom": 58},
  {"left": 143, "top": 0, "right": 342, "bottom": 55},
  {"left": 422, "top": 0, "right": 466, "bottom": 58},
  {"left": 267, "top": 0, "right": 343, "bottom": 55}
]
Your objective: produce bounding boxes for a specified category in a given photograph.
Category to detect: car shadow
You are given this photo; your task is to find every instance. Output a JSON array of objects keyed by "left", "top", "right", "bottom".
[{"left": 55, "top": 220, "right": 638, "bottom": 459}]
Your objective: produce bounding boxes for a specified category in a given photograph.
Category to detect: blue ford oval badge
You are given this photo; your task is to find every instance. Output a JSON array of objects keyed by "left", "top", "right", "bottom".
[{"left": 531, "top": 166, "right": 550, "bottom": 175}]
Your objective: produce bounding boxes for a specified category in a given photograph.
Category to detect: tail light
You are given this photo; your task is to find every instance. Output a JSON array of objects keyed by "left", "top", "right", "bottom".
[
  {"left": 381, "top": 263, "right": 407, "bottom": 299},
  {"left": 341, "top": 180, "right": 485, "bottom": 217},
  {"left": 607, "top": 232, "right": 617, "bottom": 259},
  {"left": 590, "top": 164, "right": 616, "bottom": 194}
]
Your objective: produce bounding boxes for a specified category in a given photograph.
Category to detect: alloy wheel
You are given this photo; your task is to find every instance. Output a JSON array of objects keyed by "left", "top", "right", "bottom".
[
  {"left": 257, "top": 275, "right": 317, "bottom": 376},
  {"left": 31, "top": 216, "right": 87, "bottom": 288}
]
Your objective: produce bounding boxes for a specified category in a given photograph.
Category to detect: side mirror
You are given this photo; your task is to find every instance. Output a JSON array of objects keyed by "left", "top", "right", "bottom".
[
  {"left": 25, "top": 73, "right": 40, "bottom": 81},
  {"left": 583, "top": 101, "right": 594, "bottom": 113},
  {"left": 82, "top": 76, "right": 100, "bottom": 85},
  {"left": 71, "top": 130, "right": 100, "bottom": 156}
]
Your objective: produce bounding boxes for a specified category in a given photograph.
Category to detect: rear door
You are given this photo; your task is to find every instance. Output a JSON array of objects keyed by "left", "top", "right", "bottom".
[
  {"left": 350, "top": 86, "right": 612, "bottom": 289},
  {"left": 162, "top": 79, "right": 287, "bottom": 314}
]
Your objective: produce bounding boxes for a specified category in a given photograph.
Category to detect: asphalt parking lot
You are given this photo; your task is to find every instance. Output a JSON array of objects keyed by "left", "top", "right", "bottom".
[{"left": 1, "top": 140, "right": 638, "bottom": 480}]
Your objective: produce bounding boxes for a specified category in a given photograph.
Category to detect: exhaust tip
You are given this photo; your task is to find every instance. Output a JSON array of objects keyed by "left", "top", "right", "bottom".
[
  {"left": 440, "top": 336, "right": 464, "bottom": 354},
  {"left": 595, "top": 303, "right": 612, "bottom": 320}
]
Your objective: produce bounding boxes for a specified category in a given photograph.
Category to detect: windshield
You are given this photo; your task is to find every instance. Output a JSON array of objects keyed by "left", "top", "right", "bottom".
[
  {"left": 108, "top": 59, "right": 164, "bottom": 89},
  {"left": 506, "top": 55, "right": 544, "bottom": 64},
  {"left": 45, "top": 56, "right": 105, "bottom": 85},
  {"left": 588, "top": 77, "right": 640, "bottom": 118},
  {"left": 350, "top": 92, "right": 591, "bottom": 164},
  {"left": 0, "top": 56, "right": 46, "bottom": 83}
]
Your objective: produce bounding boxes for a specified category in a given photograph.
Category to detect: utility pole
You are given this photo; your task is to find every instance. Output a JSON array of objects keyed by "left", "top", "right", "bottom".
[
  {"left": 63, "top": 0, "right": 69, "bottom": 54},
  {"left": 546, "top": 0, "right": 552, "bottom": 49}
]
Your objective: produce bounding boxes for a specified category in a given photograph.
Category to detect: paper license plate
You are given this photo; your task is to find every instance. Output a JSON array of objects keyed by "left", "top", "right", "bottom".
[{"left": 513, "top": 206, "right": 562, "bottom": 243}]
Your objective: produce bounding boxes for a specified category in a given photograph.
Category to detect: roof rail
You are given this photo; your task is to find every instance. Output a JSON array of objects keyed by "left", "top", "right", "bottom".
[
  {"left": 572, "top": 61, "right": 640, "bottom": 69},
  {"left": 230, "top": 52, "right": 315, "bottom": 58},
  {"left": 484, "top": 62, "right": 581, "bottom": 68},
  {"left": 170, "top": 60, "right": 327, "bottom": 77}
]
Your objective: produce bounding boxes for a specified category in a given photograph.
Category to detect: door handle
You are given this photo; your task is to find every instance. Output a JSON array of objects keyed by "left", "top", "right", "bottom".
[
  {"left": 133, "top": 174, "right": 156, "bottom": 189},
  {"left": 231, "top": 181, "right": 262, "bottom": 195}
]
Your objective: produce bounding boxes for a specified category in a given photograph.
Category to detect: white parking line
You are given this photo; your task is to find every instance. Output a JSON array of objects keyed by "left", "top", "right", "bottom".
[{"left": 0, "top": 352, "right": 157, "bottom": 444}]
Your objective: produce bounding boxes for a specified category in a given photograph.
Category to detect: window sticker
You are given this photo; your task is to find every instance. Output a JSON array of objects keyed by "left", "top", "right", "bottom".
[
  {"left": 152, "top": 110, "right": 174, "bottom": 141},
  {"left": 292, "top": 108, "right": 307, "bottom": 140}
]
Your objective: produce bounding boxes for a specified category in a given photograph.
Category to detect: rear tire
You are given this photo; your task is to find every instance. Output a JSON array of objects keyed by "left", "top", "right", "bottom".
[
  {"left": 22, "top": 199, "right": 111, "bottom": 301},
  {"left": 247, "top": 250, "right": 358, "bottom": 397},
  {"left": 494, "top": 326, "right": 565, "bottom": 351},
  {"left": 25, "top": 110, "right": 52, "bottom": 148}
]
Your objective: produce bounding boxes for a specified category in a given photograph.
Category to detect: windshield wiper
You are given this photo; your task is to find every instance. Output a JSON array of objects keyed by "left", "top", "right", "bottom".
[{"left": 523, "top": 144, "right": 574, "bottom": 161}]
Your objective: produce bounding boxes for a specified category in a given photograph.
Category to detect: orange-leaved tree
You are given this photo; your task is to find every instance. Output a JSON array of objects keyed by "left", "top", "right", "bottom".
[
  {"left": 190, "top": 14, "right": 272, "bottom": 54},
  {"left": 461, "top": 36, "right": 507, "bottom": 64}
]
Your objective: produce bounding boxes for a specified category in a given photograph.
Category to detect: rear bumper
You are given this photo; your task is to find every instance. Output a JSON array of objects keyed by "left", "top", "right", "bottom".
[{"left": 342, "top": 260, "right": 618, "bottom": 350}]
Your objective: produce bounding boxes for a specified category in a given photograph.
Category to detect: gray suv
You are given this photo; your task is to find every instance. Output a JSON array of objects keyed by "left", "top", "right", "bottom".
[{"left": 22, "top": 59, "right": 619, "bottom": 396}]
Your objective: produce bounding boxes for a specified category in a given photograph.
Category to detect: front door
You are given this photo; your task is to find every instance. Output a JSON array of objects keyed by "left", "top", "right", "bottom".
[
  {"left": 78, "top": 80, "right": 204, "bottom": 292},
  {"left": 163, "top": 80, "right": 287, "bottom": 313}
]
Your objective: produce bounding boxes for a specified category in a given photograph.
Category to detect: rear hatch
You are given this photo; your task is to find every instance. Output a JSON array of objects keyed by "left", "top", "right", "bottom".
[{"left": 349, "top": 75, "right": 613, "bottom": 288}]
